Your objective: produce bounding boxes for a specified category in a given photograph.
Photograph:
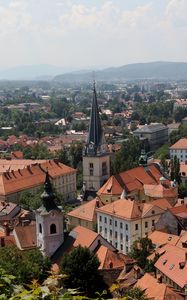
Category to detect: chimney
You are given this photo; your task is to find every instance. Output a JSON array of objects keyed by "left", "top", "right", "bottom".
[{"left": 96, "top": 198, "right": 100, "bottom": 208}]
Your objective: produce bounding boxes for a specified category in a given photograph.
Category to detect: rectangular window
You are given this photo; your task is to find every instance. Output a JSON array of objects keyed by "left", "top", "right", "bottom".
[
  {"left": 115, "top": 242, "right": 118, "bottom": 249},
  {"left": 99, "top": 215, "right": 102, "bottom": 222},
  {"left": 120, "top": 233, "right": 123, "bottom": 240},
  {"left": 115, "top": 221, "right": 117, "bottom": 227},
  {"left": 39, "top": 224, "right": 42, "bottom": 233},
  {"left": 110, "top": 229, "right": 112, "bottom": 236},
  {"left": 99, "top": 226, "right": 102, "bottom": 232},
  {"left": 89, "top": 163, "right": 94, "bottom": 176},
  {"left": 126, "top": 246, "right": 129, "bottom": 253},
  {"left": 102, "top": 162, "right": 107, "bottom": 176},
  {"left": 152, "top": 220, "right": 155, "bottom": 226},
  {"left": 115, "top": 231, "right": 118, "bottom": 238},
  {"left": 120, "top": 244, "right": 123, "bottom": 251},
  {"left": 105, "top": 228, "right": 107, "bottom": 234},
  {"left": 135, "top": 224, "right": 138, "bottom": 230},
  {"left": 110, "top": 219, "right": 112, "bottom": 225},
  {"left": 104, "top": 217, "right": 107, "bottom": 224},
  {"left": 145, "top": 221, "right": 148, "bottom": 228},
  {"left": 126, "top": 224, "right": 128, "bottom": 230},
  {"left": 126, "top": 235, "right": 128, "bottom": 242},
  {"left": 120, "top": 222, "right": 123, "bottom": 229}
]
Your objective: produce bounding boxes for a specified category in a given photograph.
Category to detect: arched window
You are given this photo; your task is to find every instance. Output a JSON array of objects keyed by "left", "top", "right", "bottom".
[{"left": 50, "top": 223, "right": 56, "bottom": 234}]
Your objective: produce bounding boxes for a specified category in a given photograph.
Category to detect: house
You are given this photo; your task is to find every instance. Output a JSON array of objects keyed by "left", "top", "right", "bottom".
[
  {"left": 0, "top": 201, "right": 21, "bottom": 221},
  {"left": 155, "top": 205, "right": 187, "bottom": 235},
  {"left": 170, "top": 138, "right": 187, "bottom": 163},
  {"left": 97, "top": 164, "right": 176, "bottom": 204},
  {"left": 133, "top": 123, "right": 168, "bottom": 151},
  {"left": 173, "top": 98, "right": 187, "bottom": 111},
  {"left": 135, "top": 273, "right": 184, "bottom": 300},
  {"left": 67, "top": 197, "right": 103, "bottom": 231},
  {"left": 96, "top": 198, "right": 166, "bottom": 254},
  {"left": 51, "top": 225, "right": 117, "bottom": 267},
  {"left": 13, "top": 224, "right": 37, "bottom": 250},
  {"left": 180, "top": 162, "right": 187, "bottom": 185},
  {"left": 0, "top": 159, "right": 77, "bottom": 203},
  {"left": 148, "top": 230, "right": 179, "bottom": 249},
  {"left": 96, "top": 245, "right": 134, "bottom": 286},
  {"left": 154, "top": 244, "right": 187, "bottom": 295}
]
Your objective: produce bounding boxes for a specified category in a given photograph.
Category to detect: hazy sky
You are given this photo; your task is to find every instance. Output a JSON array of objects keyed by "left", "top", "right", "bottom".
[{"left": 0, "top": 0, "right": 187, "bottom": 68}]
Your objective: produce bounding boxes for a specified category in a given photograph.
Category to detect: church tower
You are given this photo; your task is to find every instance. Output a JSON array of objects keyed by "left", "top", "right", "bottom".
[
  {"left": 82, "top": 82, "right": 110, "bottom": 200},
  {"left": 36, "top": 172, "right": 64, "bottom": 257}
]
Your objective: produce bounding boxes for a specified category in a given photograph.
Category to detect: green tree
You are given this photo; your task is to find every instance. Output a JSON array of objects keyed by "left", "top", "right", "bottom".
[
  {"left": 124, "top": 287, "right": 148, "bottom": 300},
  {"left": 19, "top": 188, "right": 43, "bottom": 210},
  {"left": 70, "top": 142, "right": 83, "bottom": 168},
  {"left": 61, "top": 246, "right": 103, "bottom": 297},
  {"left": 170, "top": 156, "right": 181, "bottom": 184},
  {"left": 0, "top": 246, "right": 51, "bottom": 284},
  {"left": 129, "top": 237, "right": 153, "bottom": 269}
]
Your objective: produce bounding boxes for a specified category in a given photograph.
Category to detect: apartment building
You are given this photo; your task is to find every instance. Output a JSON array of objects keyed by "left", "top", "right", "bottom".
[
  {"left": 170, "top": 138, "right": 187, "bottom": 163},
  {"left": 96, "top": 198, "right": 165, "bottom": 255}
]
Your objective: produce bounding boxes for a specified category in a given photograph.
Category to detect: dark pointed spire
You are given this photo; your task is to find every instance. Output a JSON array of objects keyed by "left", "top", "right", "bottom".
[
  {"left": 85, "top": 81, "right": 106, "bottom": 155},
  {"left": 40, "top": 171, "right": 59, "bottom": 212}
]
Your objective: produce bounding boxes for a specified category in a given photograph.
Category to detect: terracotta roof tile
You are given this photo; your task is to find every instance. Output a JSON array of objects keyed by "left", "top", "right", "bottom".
[
  {"left": 155, "top": 244, "right": 187, "bottom": 288},
  {"left": 0, "top": 160, "right": 76, "bottom": 196},
  {"left": 170, "top": 138, "right": 187, "bottom": 149},
  {"left": 148, "top": 230, "right": 179, "bottom": 247},
  {"left": 149, "top": 198, "right": 172, "bottom": 210},
  {"left": 96, "top": 245, "right": 132, "bottom": 269},
  {"left": 97, "top": 198, "right": 162, "bottom": 220},
  {"left": 72, "top": 225, "right": 98, "bottom": 248},
  {"left": 97, "top": 164, "right": 164, "bottom": 197},
  {"left": 136, "top": 273, "right": 183, "bottom": 300},
  {"left": 68, "top": 198, "right": 103, "bottom": 222},
  {"left": 13, "top": 224, "right": 36, "bottom": 250}
]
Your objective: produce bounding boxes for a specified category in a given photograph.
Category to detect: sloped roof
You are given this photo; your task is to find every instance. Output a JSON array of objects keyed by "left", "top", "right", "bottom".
[
  {"left": 144, "top": 184, "right": 177, "bottom": 199},
  {"left": 97, "top": 165, "right": 162, "bottom": 197},
  {"left": 0, "top": 160, "right": 76, "bottom": 196},
  {"left": 97, "top": 198, "right": 163, "bottom": 220},
  {"left": 71, "top": 225, "right": 99, "bottom": 248},
  {"left": 97, "top": 175, "right": 123, "bottom": 196},
  {"left": 149, "top": 198, "right": 172, "bottom": 210},
  {"left": 134, "top": 123, "right": 167, "bottom": 134},
  {"left": 170, "top": 205, "right": 187, "bottom": 218},
  {"left": 170, "top": 138, "right": 187, "bottom": 150},
  {"left": 136, "top": 273, "right": 183, "bottom": 300},
  {"left": 155, "top": 244, "right": 187, "bottom": 288},
  {"left": 13, "top": 224, "right": 37, "bottom": 250},
  {"left": 148, "top": 230, "right": 179, "bottom": 247},
  {"left": 68, "top": 198, "right": 103, "bottom": 222},
  {"left": 96, "top": 245, "right": 133, "bottom": 269}
]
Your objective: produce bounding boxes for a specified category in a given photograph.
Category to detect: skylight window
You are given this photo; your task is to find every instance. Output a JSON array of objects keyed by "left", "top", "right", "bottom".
[{"left": 169, "top": 264, "right": 175, "bottom": 270}]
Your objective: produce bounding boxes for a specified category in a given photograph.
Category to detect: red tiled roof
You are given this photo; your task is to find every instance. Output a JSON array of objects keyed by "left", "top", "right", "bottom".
[
  {"left": 155, "top": 244, "right": 187, "bottom": 288},
  {"left": 149, "top": 198, "right": 172, "bottom": 210},
  {"left": 136, "top": 273, "right": 183, "bottom": 300},
  {"left": 68, "top": 198, "right": 103, "bottom": 222},
  {"left": 170, "top": 138, "right": 187, "bottom": 150},
  {"left": 170, "top": 205, "right": 187, "bottom": 218},
  {"left": 0, "top": 160, "right": 76, "bottom": 196},
  {"left": 96, "top": 245, "right": 132, "bottom": 269},
  {"left": 97, "top": 164, "right": 163, "bottom": 197},
  {"left": 144, "top": 184, "right": 177, "bottom": 199},
  {"left": 148, "top": 231, "right": 179, "bottom": 247},
  {"left": 13, "top": 224, "right": 36, "bottom": 249},
  {"left": 96, "top": 198, "right": 164, "bottom": 220},
  {"left": 72, "top": 226, "right": 98, "bottom": 248}
]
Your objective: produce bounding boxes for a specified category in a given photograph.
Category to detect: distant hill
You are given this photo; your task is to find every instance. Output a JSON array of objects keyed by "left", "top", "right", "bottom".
[
  {"left": 53, "top": 62, "right": 187, "bottom": 82},
  {"left": 0, "top": 65, "right": 77, "bottom": 80}
]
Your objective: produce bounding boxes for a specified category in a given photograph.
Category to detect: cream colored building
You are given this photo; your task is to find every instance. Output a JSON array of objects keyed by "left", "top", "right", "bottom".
[
  {"left": 96, "top": 198, "right": 165, "bottom": 255},
  {"left": 0, "top": 160, "right": 77, "bottom": 203}
]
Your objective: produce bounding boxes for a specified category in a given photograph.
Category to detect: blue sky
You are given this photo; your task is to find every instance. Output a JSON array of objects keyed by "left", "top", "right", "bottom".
[{"left": 0, "top": 0, "right": 186, "bottom": 69}]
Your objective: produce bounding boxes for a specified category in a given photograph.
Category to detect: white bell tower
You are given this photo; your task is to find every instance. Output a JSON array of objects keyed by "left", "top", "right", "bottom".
[{"left": 36, "top": 172, "right": 64, "bottom": 257}]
